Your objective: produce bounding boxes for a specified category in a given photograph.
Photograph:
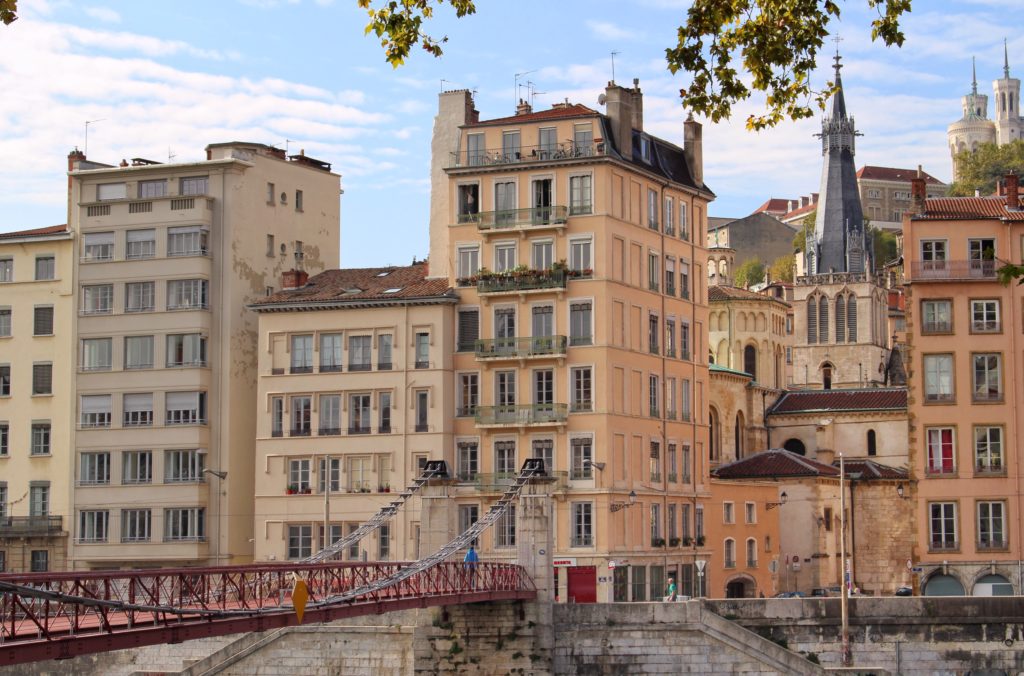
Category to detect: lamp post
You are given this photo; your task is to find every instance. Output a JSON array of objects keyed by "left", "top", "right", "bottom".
[{"left": 610, "top": 490, "right": 637, "bottom": 513}]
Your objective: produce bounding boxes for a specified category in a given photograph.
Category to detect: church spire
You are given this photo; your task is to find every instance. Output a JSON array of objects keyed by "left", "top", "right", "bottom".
[
  {"left": 972, "top": 56, "right": 978, "bottom": 95},
  {"left": 1005, "top": 37, "right": 1011, "bottom": 79}
]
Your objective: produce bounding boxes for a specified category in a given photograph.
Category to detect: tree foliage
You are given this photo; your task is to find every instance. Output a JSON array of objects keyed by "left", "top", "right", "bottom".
[
  {"left": 948, "top": 140, "right": 1024, "bottom": 197},
  {"left": 358, "top": 0, "right": 476, "bottom": 67},
  {"left": 1, "top": 0, "right": 17, "bottom": 25},
  {"left": 734, "top": 257, "right": 766, "bottom": 289},
  {"left": 769, "top": 254, "right": 795, "bottom": 283},
  {"left": 869, "top": 224, "right": 899, "bottom": 269},
  {"left": 792, "top": 211, "right": 816, "bottom": 253}
]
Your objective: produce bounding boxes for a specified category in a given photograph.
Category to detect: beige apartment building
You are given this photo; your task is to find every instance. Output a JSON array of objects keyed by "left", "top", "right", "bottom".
[
  {"left": 431, "top": 82, "right": 714, "bottom": 602},
  {"left": 0, "top": 225, "right": 74, "bottom": 572},
  {"left": 856, "top": 165, "right": 948, "bottom": 232},
  {"left": 67, "top": 143, "right": 340, "bottom": 569},
  {"left": 249, "top": 263, "right": 456, "bottom": 563},
  {"left": 904, "top": 173, "right": 1023, "bottom": 596}
]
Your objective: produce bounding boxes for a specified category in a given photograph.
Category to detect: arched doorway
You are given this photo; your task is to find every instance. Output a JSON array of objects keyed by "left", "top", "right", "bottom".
[
  {"left": 783, "top": 438, "right": 806, "bottom": 456},
  {"left": 923, "top": 574, "right": 966, "bottom": 596},
  {"left": 725, "top": 575, "right": 755, "bottom": 599},
  {"left": 743, "top": 344, "right": 757, "bottom": 379},
  {"left": 973, "top": 573, "right": 1013, "bottom": 596}
]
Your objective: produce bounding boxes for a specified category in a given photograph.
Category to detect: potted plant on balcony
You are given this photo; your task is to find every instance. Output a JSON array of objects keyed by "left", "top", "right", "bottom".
[
  {"left": 286, "top": 484, "right": 298, "bottom": 495},
  {"left": 682, "top": 536, "right": 693, "bottom": 546},
  {"left": 582, "top": 267, "right": 593, "bottom": 278},
  {"left": 696, "top": 535, "right": 706, "bottom": 547},
  {"left": 669, "top": 537, "right": 681, "bottom": 547},
  {"left": 652, "top": 537, "right": 666, "bottom": 547},
  {"left": 300, "top": 486, "right": 312, "bottom": 494}
]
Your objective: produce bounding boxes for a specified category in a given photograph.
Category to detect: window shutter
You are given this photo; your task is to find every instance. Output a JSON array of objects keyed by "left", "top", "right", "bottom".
[
  {"left": 32, "top": 363, "right": 52, "bottom": 394},
  {"left": 33, "top": 307, "right": 53, "bottom": 335},
  {"left": 458, "top": 310, "right": 479, "bottom": 351}
]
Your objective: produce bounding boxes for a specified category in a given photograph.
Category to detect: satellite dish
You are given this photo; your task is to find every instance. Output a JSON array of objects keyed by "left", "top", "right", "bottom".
[{"left": 598, "top": 93, "right": 607, "bottom": 106}]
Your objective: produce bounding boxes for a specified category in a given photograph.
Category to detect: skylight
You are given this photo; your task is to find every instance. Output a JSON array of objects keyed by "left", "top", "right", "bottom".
[
  {"left": 376, "top": 270, "right": 392, "bottom": 277},
  {"left": 382, "top": 287, "right": 402, "bottom": 294}
]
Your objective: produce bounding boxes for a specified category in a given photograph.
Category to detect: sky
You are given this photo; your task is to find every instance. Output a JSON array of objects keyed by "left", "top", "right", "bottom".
[{"left": 0, "top": 0, "right": 1021, "bottom": 267}]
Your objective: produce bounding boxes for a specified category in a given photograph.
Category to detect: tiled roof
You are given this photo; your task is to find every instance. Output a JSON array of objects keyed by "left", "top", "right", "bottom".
[
  {"left": 0, "top": 224, "right": 68, "bottom": 239},
  {"left": 781, "top": 201, "right": 816, "bottom": 221},
  {"left": 709, "top": 285, "right": 789, "bottom": 305},
  {"left": 471, "top": 104, "right": 600, "bottom": 127},
  {"left": 857, "top": 165, "right": 945, "bottom": 185},
  {"left": 755, "top": 198, "right": 791, "bottom": 214},
  {"left": 769, "top": 388, "right": 907, "bottom": 415},
  {"left": 915, "top": 195, "right": 1024, "bottom": 221},
  {"left": 839, "top": 459, "right": 908, "bottom": 480},
  {"left": 252, "top": 262, "right": 455, "bottom": 309},
  {"left": 713, "top": 449, "right": 839, "bottom": 479}
]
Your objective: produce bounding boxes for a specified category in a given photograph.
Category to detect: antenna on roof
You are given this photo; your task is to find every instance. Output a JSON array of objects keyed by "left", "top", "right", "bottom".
[
  {"left": 610, "top": 51, "right": 620, "bottom": 84},
  {"left": 441, "top": 78, "right": 451, "bottom": 92},
  {"left": 168, "top": 147, "right": 176, "bottom": 163},
  {"left": 84, "top": 118, "right": 105, "bottom": 156},
  {"left": 285, "top": 139, "right": 293, "bottom": 155},
  {"left": 514, "top": 70, "right": 535, "bottom": 110},
  {"left": 526, "top": 81, "right": 545, "bottom": 108}
]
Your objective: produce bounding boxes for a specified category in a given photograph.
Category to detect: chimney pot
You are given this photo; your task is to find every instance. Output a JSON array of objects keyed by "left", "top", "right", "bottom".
[
  {"left": 910, "top": 175, "right": 927, "bottom": 215},
  {"left": 1007, "top": 172, "right": 1020, "bottom": 210},
  {"left": 801, "top": 196, "right": 809, "bottom": 207}
]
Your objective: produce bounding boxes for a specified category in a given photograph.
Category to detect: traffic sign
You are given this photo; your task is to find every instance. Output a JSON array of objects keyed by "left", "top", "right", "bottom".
[{"left": 695, "top": 560, "right": 706, "bottom": 572}]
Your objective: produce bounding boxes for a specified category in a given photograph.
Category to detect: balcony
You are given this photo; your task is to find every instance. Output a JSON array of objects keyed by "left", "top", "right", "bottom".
[
  {"left": 475, "top": 403, "right": 568, "bottom": 427},
  {"left": 910, "top": 260, "right": 998, "bottom": 282},
  {"left": 447, "top": 141, "right": 605, "bottom": 169},
  {"left": 476, "top": 268, "right": 567, "bottom": 295},
  {"left": 467, "top": 470, "right": 568, "bottom": 492},
  {"left": 319, "top": 427, "right": 341, "bottom": 436},
  {"left": 475, "top": 336, "right": 567, "bottom": 361},
  {"left": 465, "top": 206, "right": 568, "bottom": 232},
  {"left": 0, "top": 516, "right": 64, "bottom": 537}
]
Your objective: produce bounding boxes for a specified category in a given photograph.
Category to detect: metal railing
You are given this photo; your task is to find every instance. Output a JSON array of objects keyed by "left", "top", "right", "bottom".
[
  {"left": 448, "top": 141, "right": 604, "bottom": 168},
  {"left": 922, "top": 320, "right": 952, "bottom": 334},
  {"left": 467, "top": 470, "right": 567, "bottom": 492},
  {"left": 475, "top": 403, "right": 568, "bottom": 425},
  {"left": 465, "top": 206, "right": 568, "bottom": 230},
  {"left": 910, "top": 260, "right": 998, "bottom": 281},
  {"left": 477, "top": 269, "right": 567, "bottom": 294},
  {"left": 0, "top": 516, "right": 63, "bottom": 536},
  {"left": 475, "top": 335, "right": 567, "bottom": 359}
]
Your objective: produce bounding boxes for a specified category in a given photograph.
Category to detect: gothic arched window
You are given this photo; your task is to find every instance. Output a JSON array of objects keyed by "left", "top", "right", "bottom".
[
  {"left": 835, "top": 295, "right": 846, "bottom": 343},
  {"left": 867, "top": 429, "right": 877, "bottom": 456},
  {"left": 807, "top": 297, "right": 818, "bottom": 344},
  {"left": 818, "top": 296, "right": 829, "bottom": 343},
  {"left": 847, "top": 296, "right": 858, "bottom": 342}
]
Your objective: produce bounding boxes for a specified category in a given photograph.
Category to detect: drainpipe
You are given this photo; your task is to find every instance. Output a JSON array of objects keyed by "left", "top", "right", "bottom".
[{"left": 1007, "top": 218, "right": 1023, "bottom": 593}]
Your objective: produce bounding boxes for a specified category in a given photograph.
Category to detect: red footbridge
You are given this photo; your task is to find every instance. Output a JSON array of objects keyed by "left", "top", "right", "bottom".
[{"left": 0, "top": 460, "right": 544, "bottom": 667}]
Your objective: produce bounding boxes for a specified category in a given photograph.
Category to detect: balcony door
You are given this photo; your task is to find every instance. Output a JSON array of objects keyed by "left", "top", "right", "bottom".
[{"left": 532, "top": 178, "right": 553, "bottom": 224}]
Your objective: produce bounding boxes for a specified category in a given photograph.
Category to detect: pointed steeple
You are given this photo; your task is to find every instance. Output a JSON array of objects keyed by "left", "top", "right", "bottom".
[
  {"left": 972, "top": 56, "right": 978, "bottom": 96},
  {"left": 1005, "top": 37, "right": 1011, "bottom": 79},
  {"left": 828, "top": 51, "right": 848, "bottom": 121}
]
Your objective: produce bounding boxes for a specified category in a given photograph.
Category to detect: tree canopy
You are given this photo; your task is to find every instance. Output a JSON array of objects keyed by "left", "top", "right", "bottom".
[
  {"left": 769, "top": 254, "right": 795, "bottom": 283},
  {"left": 734, "top": 257, "right": 766, "bottom": 289},
  {"left": 792, "top": 211, "right": 816, "bottom": 254},
  {"left": 1, "top": 0, "right": 17, "bottom": 25},
  {"left": 869, "top": 224, "right": 899, "bottom": 269},
  {"left": 948, "top": 140, "right": 1024, "bottom": 197}
]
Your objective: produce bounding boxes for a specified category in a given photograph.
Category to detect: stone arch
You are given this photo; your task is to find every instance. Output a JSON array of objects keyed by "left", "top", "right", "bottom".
[
  {"left": 743, "top": 344, "right": 757, "bottom": 379},
  {"left": 715, "top": 339, "right": 729, "bottom": 367},
  {"left": 724, "top": 573, "right": 757, "bottom": 599},
  {"left": 923, "top": 572, "right": 966, "bottom": 597},
  {"left": 972, "top": 573, "right": 1013, "bottom": 596},
  {"left": 783, "top": 438, "right": 806, "bottom": 455},
  {"left": 755, "top": 312, "right": 766, "bottom": 332},
  {"left": 820, "top": 361, "right": 835, "bottom": 390},
  {"left": 737, "top": 311, "right": 747, "bottom": 332}
]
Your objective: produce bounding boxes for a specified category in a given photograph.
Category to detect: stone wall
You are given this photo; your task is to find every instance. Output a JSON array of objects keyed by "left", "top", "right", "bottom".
[{"left": 849, "top": 481, "right": 914, "bottom": 595}]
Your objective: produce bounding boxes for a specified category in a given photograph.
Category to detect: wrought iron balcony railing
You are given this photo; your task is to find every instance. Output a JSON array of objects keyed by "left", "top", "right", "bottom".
[
  {"left": 448, "top": 141, "right": 605, "bottom": 169},
  {"left": 0, "top": 516, "right": 64, "bottom": 537},
  {"left": 474, "top": 403, "right": 568, "bottom": 426},
  {"left": 475, "top": 335, "right": 567, "bottom": 359},
  {"left": 910, "top": 260, "right": 997, "bottom": 281},
  {"left": 476, "top": 269, "right": 566, "bottom": 294},
  {"left": 462, "top": 205, "right": 568, "bottom": 230}
]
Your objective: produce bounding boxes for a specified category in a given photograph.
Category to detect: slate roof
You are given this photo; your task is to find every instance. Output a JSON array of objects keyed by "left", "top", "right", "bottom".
[
  {"left": 857, "top": 166, "right": 945, "bottom": 185},
  {"left": 709, "top": 285, "right": 790, "bottom": 306},
  {"left": 840, "top": 459, "right": 908, "bottom": 480},
  {"left": 768, "top": 388, "right": 907, "bottom": 415},
  {"left": 251, "top": 262, "right": 455, "bottom": 310},
  {"left": 0, "top": 224, "right": 68, "bottom": 239},
  {"left": 470, "top": 104, "right": 600, "bottom": 127},
  {"left": 713, "top": 449, "right": 839, "bottom": 479},
  {"left": 710, "top": 364, "right": 752, "bottom": 378},
  {"left": 915, "top": 195, "right": 1024, "bottom": 221}
]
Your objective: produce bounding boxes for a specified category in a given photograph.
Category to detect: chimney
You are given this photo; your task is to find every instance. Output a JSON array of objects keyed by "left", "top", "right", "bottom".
[
  {"left": 910, "top": 166, "right": 927, "bottom": 215},
  {"left": 281, "top": 269, "right": 308, "bottom": 290},
  {"left": 67, "top": 148, "right": 86, "bottom": 173},
  {"left": 630, "top": 78, "right": 644, "bottom": 132},
  {"left": 801, "top": 196, "right": 810, "bottom": 208},
  {"left": 515, "top": 99, "right": 533, "bottom": 116},
  {"left": 604, "top": 81, "right": 635, "bottom": 155},
  {"left": 811, "top": 192, "right": 819, "bottom": 204},
  {"left": 683, "top": 113, "right": 704, "bottom": 186},
  {"left": 1007, "top": 172, "right": 1020, "bottom": 210},
  {"left": 789, "top": 199, "right": 799, "bottom": 212}
]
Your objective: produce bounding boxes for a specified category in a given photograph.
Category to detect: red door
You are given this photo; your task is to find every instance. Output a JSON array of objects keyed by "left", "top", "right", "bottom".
[{"left": 567, "top": 566, "right": 597, "bottom": 603}]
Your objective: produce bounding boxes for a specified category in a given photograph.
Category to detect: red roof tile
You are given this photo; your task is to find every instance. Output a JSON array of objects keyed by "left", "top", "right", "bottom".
[
  {"left": 917, "top": 195, "right": 1024, "bottom": 221},
  {"left": 769, "top": 388, "right": 907, "bottom": 415},
  {"left": 0, "top": 224, "right": 68, "bottom": 239},
  {"left": 709, "top": 285, "right": 789, "bottom": 305},
  {"left": 471, "top": 104, "right": 600, "bottom": 127},
  {"left": 782, "top": 201, "right": 816, "bottom": 221},
  {"left": 252, "top": 262, "right": 454, "bottom": 309},
  {"left": 754, "top": 198, "right": 790, "bottom": 214},
  {"left": 840, "top": 459, "right": 908, "bottom": 480},
  {"left": 857, "top": 165, "right": 945, "bottom": 185},
  {"left": 713, "top": 449, "right": 839, "bottom": 480}
]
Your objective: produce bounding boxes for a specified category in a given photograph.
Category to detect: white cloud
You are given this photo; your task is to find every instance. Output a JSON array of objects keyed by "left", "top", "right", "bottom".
[
  {"left": 83, "top": 6, "right": 120, "bottom": 23},
  {"left": 585, "top": 20, "right": 641, "bottom": 43}
]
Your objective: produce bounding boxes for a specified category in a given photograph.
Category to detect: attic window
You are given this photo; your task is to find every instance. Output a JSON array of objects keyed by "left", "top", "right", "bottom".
[
  {"left": 343, "top": 288, "right": 362, "bottom": 295},
  {"left": 382, "top": 288, "right": 403, "bottom": 294},
  {"left": 640, "top": 136, "right": 652, "bottom": 163},
  {"left": 376, "top": 271, "right": 391, "bottom": 277}
]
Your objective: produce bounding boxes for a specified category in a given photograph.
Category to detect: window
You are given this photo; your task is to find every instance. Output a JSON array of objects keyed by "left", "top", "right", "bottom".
[
  {"left": 496, "top": 369, "right": 516, "bottom": 406},
  {"left": 167, "top": 279, "right": 209, "bottom": 310},
  {"left": 168, "top": 225, "right": 210, "bottom": 257},
  {"left": 295, "top": 189, "right": 304, "bottom": 212},
  {"left": 125, "top": 281, "right": 155, "bottom": 312},
  {"left": 921, "top": 240, "right": 947, "bottom": 269},
  {"left": 534, "top": 369, "right": 554, "bottom": 410},
  {"left": 495, "top": 505, "right": 516, "bottom": 547},
  {"left": 649, "top": 374, "right": 660, "bottom": 417},
  {"left": 495, "top": 440, "right": 516, "bottom": 476},
  {"left": 78, "top": 394, "right": 111, "bottom": 428},
  {"left": 968, "top": 238, "right": 996, "bottom": 276},
  {"left": 125, "top": 335, "right": 154, "bottom": 369},
  {"left": 572, "top": 502, "right": 594, "bottom": 547},
  {"left": 97, "top": 182, "right": 127, "bottom": 200},
  {"left": 667, "top": 443, "right": 678, "bottom": 482},
  {"left": 378, "top": 334, "right": 393, "bottom": 370},
  {"left": 681, "top": 504, "right": 692, "bottom": 539},
  {"left": 348, "top": 393, "right": 370, "bottom": 433},
  {"left": 122, "top": 509, "right": 151, "bottom": 542},
  {"left": 319, "top": 394, "right": 341, "bottom": 435},
  {"left": 971, "top": 300, "right": 1000, "bottom": 333},
  {"left": 0, "top": 422, "right": 7, "bottom": 456},
  {"left": 457, "top": 184, "right": 480, "bottom": 223},
  {"left": 532, "top": 305, "right": 554, "bottom": 340},
  {"left": 494, "top": 242, "right": 516, "bottom": 271},
  {"left": 82, "top": 338, "right": 112, "bottom": 371},
  {"left": 923, "top": 354, "right": 954, "bottom": 402},
  {"left": 30, "top": 550, "right": 48, "bottom": 572},
  {"left": 29, "top": 483, "right": 49, "bottom": 516},
  {"left": 465, "top": 132, "right": 485, "bottom": 165},
  {"left": 166, "top": 391, "right": 206, "bottom": 425},
  {"left": 167, "top": 333, "right": 206, "bottom": 367},
  {"left": 123, "top": 393, "right": 153, "bottom": 426},
  {"left": 122, "top": 450, "right": 152, "bottom": 484},
  {"left": 926, "top": 427, "right": 955, "bottom": 474},
  {"left": 745, "top": 502, "right": 756, "bottom": 524},
  {"left": 165, "top": 449, "right": 204, "bottom": 482},
  {"left": 319, "top": 457, "right": 341, "bottom": 493},
  {"left": 746, "top": 538, "right": 757, "bottom": 567},
  {"left": 975, "top": 426, "right": 1003, "bottom": 474},
  {"left": 665, "top": 258, "right": 676, "bottom": 297},
  {"left": 458, "top": 504, "right": 479, "bottom": 545},
  {"left": 30, "top": 307, "right": 54, "bottom": 339},
  {"left": 348, "top": 456, "right": 371, "bottom": 492},
  {"left": 681, "top": 379, "right": 692, "bottom": 422},
  {"left": 78, "top": 510, "right": 109, "bottom": 543},
  {"left": 570, "top": 302, "right": 592, "bottom": 346},
  {"left": 723, "top": 502, "right": 735, "bottom": 524},
  {"left": 289, "top": 458, "right": 311, "bottom": 491},
  {"left": 290, "top": 396, "right": 312, "bottom": 436},
  {"left": 319, "top": 333, "right": 343, "bottom": 372},
  {"left": 82, "top": 284, "right": 113, "bottom": 314},
  {"left": 79, "top": 452, "right": 110, "bottom": 485},
  {"left": 0, "top": 258, "right": 11, "bottom": 282},
  {"left": 457, "top": 441, "right": 479, "bottom": 481},
  {"left": 972, "top": 353, "right": 1002, "bottom": 401},
  {"left": 531, "top": 438, "right": 554, "bottom": 472},
  {"left": 495, "top": 183, "right": 516, "bottom": 226},
  {"left": 35, "top": 256, "right": 55, "bottom": 280},
  {"left": 569, "top": 175, "right": 593, "bottom": 215},
  {"left": 680, "top": 261, "right": 690, "bottom": 299},
  {"left": 164, "top": 507, "right": 205, "bottom": 541},
  {"left": 647, "top": 189, "right": 659, "bottom": 229},
  {"left": 502, "top": 130, "right": 521, "bottom": 161},
  {"left": 921, "top": 300, "right": 952, "bottom": 334},
  {"left": 415, "top": 332, "right": 430, "bottom": 369},
  {"left": 138, "top": 179, "right": 166, "bottom": 198},
  {"left": 571, "top": 367, "right": 592, "bottom": 412},
  {"left": 978, "top": 501, "right": 1006, "bottom": 549},
  {"left": 867, "top": 429, "right": 877, "bottom": 456},
  {"left": 571, "top": 437, "right": 593, "bottom": 480},
  {"left": 83, "top": 232, "right": 114, "bottom": 261},
  {"left": 458, "top": 373, "right": 479, "bottom": 417},
  {"left": 648, "top": 314, "right": 660, "bottom": 354},
  {"left": 290, "top": 334, "right": 313, "bottom": 373},
  {"left": 271, "top": 396, "right": 284, "bottom": 437},
  {"left": 31, "top": 422, "right": 50, "bottom": 455},
  {"left": 378, "top": 523, "right": 390, "bottom": 560},
  {"left": 786, "top": 346, "right": 793, "bottom": 364},
  {"left": 631, "top": 566, "right": 647, "bottom": 602},
  {"left": 457, "top": 246, "right": 480, "bottom": 280},
  {"left": 664, "top": 197, "right": 674, "bottom": 235},
  {"left": 348, "top": 335, "right": 371, "bottom": 371},
  {"left": 929, "top": 502, "right": 957, "bottom": 550},
  {"left": 415, "top": 390, "right": 429, "bottom": 432},
  {"left": 680, "top": 321, "right": 691, "bottom": 360},
  {"left": 179, "top": 176, "right": 208, "bottom": 196},
  {"left": 724, "top": 539, "right": 736, "bottom": 568},
  {"left": 649, "top": 441, "right": 662, "bottom": 482},
  {"left": 0, "top": 308, "right": 10, "bottom": 337}
]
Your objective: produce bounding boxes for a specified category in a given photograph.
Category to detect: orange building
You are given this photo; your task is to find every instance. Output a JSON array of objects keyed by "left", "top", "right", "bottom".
[{"left": 904, "top": 172, "right": 1023, "bottom": 596}]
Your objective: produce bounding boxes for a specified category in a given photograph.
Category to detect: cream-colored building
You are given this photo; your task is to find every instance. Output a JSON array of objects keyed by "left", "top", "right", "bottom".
[
  {"left": 432, "top": 82, "right": 714, "bottom": 602},
  {"left": 0, "top": 225, "right": 74, "bottom": 572},
  {"left": 856, "top": 165, "right": 948, "bottom": 231},
  {"left": 67, "top": 143, "right": 340, "bottom": 569},
  {"left": 248, "top": 263, "right": 456, "bottom": 563},
  {"left": 709, "top": 285, "right": 790, "bottom": 390}
]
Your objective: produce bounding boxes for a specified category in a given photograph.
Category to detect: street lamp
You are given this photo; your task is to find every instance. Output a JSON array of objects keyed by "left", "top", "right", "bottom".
[
  {"left": 766, "top": 491, "right": 788, "bottom": 511},
  {"left": 203, "top": 469, "right": 227, "bottom": 480},
  {"left": 610, "top": 490, "right": 637, "bottom": 513}
]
